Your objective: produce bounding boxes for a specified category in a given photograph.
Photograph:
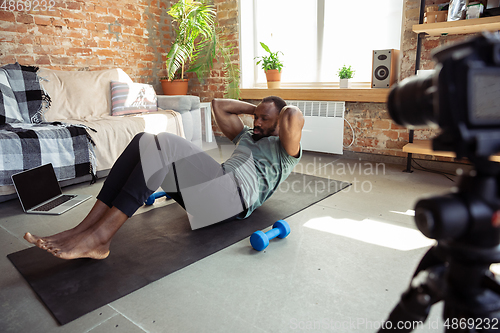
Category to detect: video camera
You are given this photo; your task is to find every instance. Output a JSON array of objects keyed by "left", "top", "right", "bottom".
[
  {"left": 379, "top": 34, "right": 500, "bottom": 332},
  {"left": 388, "top": 33, "right": 500, "bottom": 163}
]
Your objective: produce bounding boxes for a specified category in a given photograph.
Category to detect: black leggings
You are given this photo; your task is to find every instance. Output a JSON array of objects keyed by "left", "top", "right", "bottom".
[
  {"left": 96, "top": 132, "right": 246, "bottom": 221},
  {"left": 97, "top": 132, "right": 171, "bottom": 217}
]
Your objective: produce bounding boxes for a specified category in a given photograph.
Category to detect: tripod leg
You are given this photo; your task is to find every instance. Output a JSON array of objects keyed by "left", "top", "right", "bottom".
[
  {"left": 378, "top": 247, "right": 445, "bottom": 332},
  {"left": 378, "top": 302, "right": 429, "bottom": 332},
  {"left": 412, "top": 246, "right": 443, "bottom": 278},
  {"left": 440, "top": 264, "right": 500, "bottom": 333}
]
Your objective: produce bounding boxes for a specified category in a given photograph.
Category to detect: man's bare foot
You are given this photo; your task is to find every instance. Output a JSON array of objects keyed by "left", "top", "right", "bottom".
[
  {"left": 24, "top": 230, "right": 110, "bottom": 260},
  {"left": 24, "top": 206, "right": 128, "bottom": 260},
  {"left": 24, "top": 232, "right": 42, "bottom": 245},
  {"left": 24, "top": 228, "right": 78, "bottom": 250},
  {"left": 23, "top": 200, "right": 111, "bottom": 251},
  {"left": 48, "top": 230, "right": 111, "bottom": 260}
]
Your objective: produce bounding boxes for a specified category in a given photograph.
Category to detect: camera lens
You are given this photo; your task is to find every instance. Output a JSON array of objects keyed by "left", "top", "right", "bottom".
[{"left": 387, "top": 74, "right": 437, "bottom": 127}]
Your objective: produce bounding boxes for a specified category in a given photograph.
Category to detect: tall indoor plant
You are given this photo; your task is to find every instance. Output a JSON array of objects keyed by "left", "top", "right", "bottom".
[
  {"left": 255, "top": 42, "right": 283, "bottom": 89},
  {"left": 161, "top": 0, "right": 240, "bottom": 98}
]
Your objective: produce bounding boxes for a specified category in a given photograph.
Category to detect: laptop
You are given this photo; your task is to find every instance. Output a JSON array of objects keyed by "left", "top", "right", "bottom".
[{"left": 11, "top": 163, "right": 92, "bottom": 215}]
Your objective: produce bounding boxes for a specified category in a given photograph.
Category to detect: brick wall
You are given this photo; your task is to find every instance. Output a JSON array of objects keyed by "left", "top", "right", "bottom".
[
  {"left": 0, "top": 0, "right": 238, "bottom": 129},
  {"left": 0, "top": 0, "right": 238, "bottom": 96},
  {"left": 0, "top": 0, "right": 171, "bottom": 89}
]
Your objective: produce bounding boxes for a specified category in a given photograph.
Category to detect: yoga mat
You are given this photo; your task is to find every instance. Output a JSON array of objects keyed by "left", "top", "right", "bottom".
[{"left": 8, "top": 173, "right": 350, "bottom": 325}]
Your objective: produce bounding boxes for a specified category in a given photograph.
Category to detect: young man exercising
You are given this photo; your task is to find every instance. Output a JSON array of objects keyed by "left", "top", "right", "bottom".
[{"left": 23, "top": 96, "right": 304, "bottom": 260}]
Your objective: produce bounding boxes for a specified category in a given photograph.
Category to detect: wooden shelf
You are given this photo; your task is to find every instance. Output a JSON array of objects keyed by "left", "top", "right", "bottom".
[
  {"left": 403, "top": 140, "right": 456, "bottom": 158},
  {"left": 413, "top": 16, "right": 500, "bottom": 36},
  {"left": 403, "top": 140, "right": 500, "bottom": 162},
  {"left": 240, "top": 88, "right": 390, "bottom": 103}
]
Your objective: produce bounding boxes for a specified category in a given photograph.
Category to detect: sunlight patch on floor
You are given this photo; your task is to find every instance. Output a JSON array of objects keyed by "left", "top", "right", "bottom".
[
  {"left": 304, "top": 216, "right": 435, "bottom": 251},
  {"left": 390, "top": 209, "right": 415, "bottom": 216}
]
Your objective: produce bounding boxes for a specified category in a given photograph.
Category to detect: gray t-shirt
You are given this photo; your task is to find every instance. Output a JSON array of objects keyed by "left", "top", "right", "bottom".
[{"left": 222, "top": 126, "right": 302, "bottom": 219}]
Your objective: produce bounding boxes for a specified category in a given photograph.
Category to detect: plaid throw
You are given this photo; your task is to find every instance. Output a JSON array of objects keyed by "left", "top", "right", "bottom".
[
  {"left": 0, "top": 122, "right": 96, "bottom": 186},
  {"left": 0, "top": 62, "right": 50, "bottom": 124},
  {"left": 0, "top": 68, "right": 24, "bottom": 124}
]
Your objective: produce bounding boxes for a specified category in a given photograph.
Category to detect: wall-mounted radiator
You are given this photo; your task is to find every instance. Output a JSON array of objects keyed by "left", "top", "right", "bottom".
[{"left": 286, "top": 100, "right": 345, "bottom": 155}]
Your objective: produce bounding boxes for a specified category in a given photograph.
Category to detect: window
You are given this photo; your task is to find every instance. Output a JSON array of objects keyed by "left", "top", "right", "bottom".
[{"left": 239, "top": 0, "right": 404, "bottom": 88}]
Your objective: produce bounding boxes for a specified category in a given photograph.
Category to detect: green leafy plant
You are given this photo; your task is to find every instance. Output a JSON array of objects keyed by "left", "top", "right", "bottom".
[
  {"left": 337, "top": 65, "right": 355, "bottom": 79},
  {"left": 255, "top": 42, "right": 284, "bottom": 72},
  {"left": 163, "top": 0, "right": 240, "bottom": 98},
  {"left": 189, "top": 25, "right": 240, "bottom": 99}
]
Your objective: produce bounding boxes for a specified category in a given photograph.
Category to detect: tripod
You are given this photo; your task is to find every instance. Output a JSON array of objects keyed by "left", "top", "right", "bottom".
[{"left": 379, "top": 158, "right": 500, "bottom": 332}]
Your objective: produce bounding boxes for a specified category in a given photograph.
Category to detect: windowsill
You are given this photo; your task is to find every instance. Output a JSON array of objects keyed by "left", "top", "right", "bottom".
[{"left": 240, "top": 88, "right": 390, "bottom": 103}]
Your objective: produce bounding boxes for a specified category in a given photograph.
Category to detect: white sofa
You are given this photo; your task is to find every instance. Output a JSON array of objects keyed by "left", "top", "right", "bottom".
[{"left": 0, "top": 67, "right": 202, "bottom": 202}]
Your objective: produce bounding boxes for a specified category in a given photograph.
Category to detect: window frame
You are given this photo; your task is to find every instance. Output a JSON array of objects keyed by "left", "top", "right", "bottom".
[{"left": 238, "top": 0, "right": 404, "bottom": 89}]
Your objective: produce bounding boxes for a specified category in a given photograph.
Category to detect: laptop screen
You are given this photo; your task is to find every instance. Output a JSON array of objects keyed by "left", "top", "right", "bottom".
[{"left": 12, "top": 164, "right": 62, "bottom": 210}]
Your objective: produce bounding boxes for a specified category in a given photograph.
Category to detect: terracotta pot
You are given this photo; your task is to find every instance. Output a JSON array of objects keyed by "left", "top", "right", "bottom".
[
  {"left": 160, "top": 79, "right": 189, "bottom": 95},
  {"left": 265, "top": 69, "right": 281, "bottom": 89}
]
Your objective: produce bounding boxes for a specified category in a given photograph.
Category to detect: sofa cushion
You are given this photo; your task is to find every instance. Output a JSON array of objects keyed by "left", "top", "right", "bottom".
[
  {"left": 0, "top": 69, "right": 23, "bottom": 124},
  {"left": 156, "top": 95, "right": 201, "bottom": 146},
  {"left": 39, "top": 68, "right": 133, "bottom": 121},
  {"left": 157, "top": 95, "right": 200, "bottom": 113},
  {"left": 110, "top": 81, "right": 157, "bottom": 116}
]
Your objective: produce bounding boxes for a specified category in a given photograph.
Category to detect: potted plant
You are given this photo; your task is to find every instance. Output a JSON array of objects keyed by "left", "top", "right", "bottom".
[
  {"left": 337, "top": 65, "right": 355, "bottom": 89},
  {"left": 255, "top": 42, "right": 283, "bottom": 89},
  {"left": 160, "top": 71, "right": 189, "bottom": 96},
  {"left": 161, "top": 0, "right": 240, "bottom": 98}
]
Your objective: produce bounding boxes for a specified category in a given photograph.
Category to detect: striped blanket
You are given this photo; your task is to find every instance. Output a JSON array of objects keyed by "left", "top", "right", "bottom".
[
  {"left": 0, "top": 63, "right": 48, "bottom": 124},
  {"left": 0, "top": 63, "right": 96, "bottom": 186},
  {"left": 0, "top": 122, "right": 96, "bottom": 186}
]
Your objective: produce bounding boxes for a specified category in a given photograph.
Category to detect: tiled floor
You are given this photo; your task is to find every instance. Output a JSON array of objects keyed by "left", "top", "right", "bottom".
[{"left": 1, "top": 141, "right": 463, "bottom": 332}]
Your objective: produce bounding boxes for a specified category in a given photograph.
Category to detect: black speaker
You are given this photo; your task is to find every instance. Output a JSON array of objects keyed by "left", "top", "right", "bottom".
[{"left": 372, "top": 49, "right": 400, "bottom": 88}]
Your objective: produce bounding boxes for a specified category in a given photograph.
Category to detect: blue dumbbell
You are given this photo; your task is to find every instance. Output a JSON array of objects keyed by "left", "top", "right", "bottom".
[
  {"left": 145, "top": 191, "right": 171, "bottom": 205},
  {"left": 250, "top": 220, "right": 290, "bottom": 251}
]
